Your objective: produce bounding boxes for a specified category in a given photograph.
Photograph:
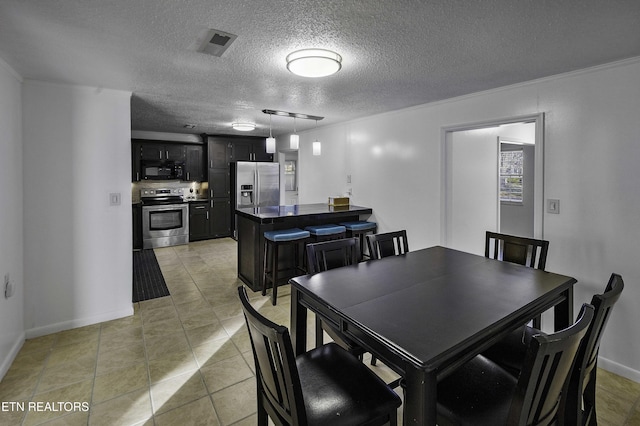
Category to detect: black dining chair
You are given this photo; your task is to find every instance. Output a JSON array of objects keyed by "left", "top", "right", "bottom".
[
  {"left": 365, "top": 230, "right": 409, "bottom": 367},
  {"left": 238, "top": 286, "right": 402, "bottom": 426},
  {"left": 482, "top": 273, "right": 624, "bottom": 426},
  {"left": 366, "top": 230, "right": 409, "bottom": 260},
  {"left": 485, "top": 231, "right": 549, "bottom": 328},
  {"left": 436, "top": 303, "right": 595, "bottom": 426},
  {"left": 306, "top": 238, "right": 365, "bottom": 357}
]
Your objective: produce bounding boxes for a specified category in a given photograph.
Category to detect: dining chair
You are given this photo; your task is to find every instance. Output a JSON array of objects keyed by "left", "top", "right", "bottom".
[
  {"left": 482, "top": 273, "right": 624, "bottom": 426},
  {"left": 365, "top": 230, "right": 409, "bottom": 367},
  {"left": 366, "top": 230, "right": 409, "bottom": 260},
  {"left": 238, "top": 286, "right": 402, "bottom": 426},
  {"left": 436, "top": 303, "right": 595, "bottom": 426},
  {"left": 485, "top": 231, "right": 549, "bottom": 328},
  {"left": 306, "top": 238, "right": 365, "bottom": 357}
]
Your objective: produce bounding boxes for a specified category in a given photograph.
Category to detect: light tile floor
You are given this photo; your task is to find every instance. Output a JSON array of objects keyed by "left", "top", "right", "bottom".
[{"left": 1, "top": 238, "right": 639, "bottom": 425}]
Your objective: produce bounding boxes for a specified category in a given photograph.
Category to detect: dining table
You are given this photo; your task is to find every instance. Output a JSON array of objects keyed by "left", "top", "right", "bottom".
[{"left": 289, "top": 245, "right": 576, "bottom": 426}]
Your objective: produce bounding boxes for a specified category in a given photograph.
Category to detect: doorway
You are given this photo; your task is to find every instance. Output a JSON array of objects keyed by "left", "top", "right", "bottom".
[{"left": 442, "top": 114, "right": 544, "bottom": 255}]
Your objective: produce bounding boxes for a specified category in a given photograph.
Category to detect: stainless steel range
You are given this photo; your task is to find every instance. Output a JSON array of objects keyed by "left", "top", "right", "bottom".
[{"left": 141, "top": 188, "right": 189, "bottom": 249}]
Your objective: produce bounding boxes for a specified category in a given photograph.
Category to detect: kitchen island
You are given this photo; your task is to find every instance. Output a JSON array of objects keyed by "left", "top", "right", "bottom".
[{"left": 236, "top": 203, "right": 373, "bottom": 291}]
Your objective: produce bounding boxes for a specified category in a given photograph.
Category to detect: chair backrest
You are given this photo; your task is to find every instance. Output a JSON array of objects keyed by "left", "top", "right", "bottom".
[
  {"left": 237, "top": 286, "right": 307, "bottom": 425},
  {"left": 508, "top": 303, "right": 595, "bottom": 426},
  {"left": 306, "top": 237, "right": 360, "bottom": 274},
  {"left": 485, "top": 231, "right": 549, "bottom": 270},
  {"left": 563, "top": 273, "right": 624, "bottom": 425},
  {"left": 366, "top": 230, "right": 409, "bottom": 260}
]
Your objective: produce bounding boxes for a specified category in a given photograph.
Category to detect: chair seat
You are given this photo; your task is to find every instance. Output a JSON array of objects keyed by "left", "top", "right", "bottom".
[
  {"left": 339, "top": 221, "right": 377, "bottom": 231},
  {"left": 437, "top": 355, "right": 518, "bottom": 426},
  {"left": 482, "top": 325, "right": 536, "bottom": 376},
  {"left": 305, "top": 224, "right": 346, "bottom": 236},
  {"left": 297, "top": 343, "right": 401, "bottom": 426},
  {"left": 264, "top": 228, "right": 310, "bottom": 242}
]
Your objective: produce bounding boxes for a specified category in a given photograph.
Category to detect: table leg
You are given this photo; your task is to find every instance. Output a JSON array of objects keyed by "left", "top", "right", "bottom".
[
  {"left": 402, "top": 367, "right": 436, "bottom": 425},
  {"left": 290, "top": 286, "right": 307, "bottom": 356},
  {"left": 554, "top": 286, "right": 574, "bottom": 331}
]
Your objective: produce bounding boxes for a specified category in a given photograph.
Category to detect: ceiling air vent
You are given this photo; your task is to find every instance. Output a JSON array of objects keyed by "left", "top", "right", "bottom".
[{"left": 191, "top": 28, "right": 237, "bottom": 57}]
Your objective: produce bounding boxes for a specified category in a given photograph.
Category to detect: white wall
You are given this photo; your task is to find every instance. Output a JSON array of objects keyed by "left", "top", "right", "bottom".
[
  {"left": 23, "top": 81, "right": 133, "bottom": 336},
  {"left": 0, "top": 59, "right": 24, "bottom": 378},
  {"left": 296, "top": 57, "right": 640, "bottom": 382}
]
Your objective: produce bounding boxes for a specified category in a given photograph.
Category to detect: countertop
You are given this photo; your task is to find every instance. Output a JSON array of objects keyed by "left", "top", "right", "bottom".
[{"left": 235, "top": 203, "right": 372, "bottom": 222}]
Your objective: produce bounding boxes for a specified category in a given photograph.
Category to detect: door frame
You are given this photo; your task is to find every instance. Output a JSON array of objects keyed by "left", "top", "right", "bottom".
[{"left": 440, "top": 113, "right": 545, "bottom": 245}]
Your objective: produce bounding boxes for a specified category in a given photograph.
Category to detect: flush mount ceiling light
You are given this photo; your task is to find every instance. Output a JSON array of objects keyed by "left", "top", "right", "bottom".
[
  {"left": 231, "top": 122, "right": 255, "bottom": 131},
  {"left": 286, "top": 48, "right": 342, "bottom": 78}
]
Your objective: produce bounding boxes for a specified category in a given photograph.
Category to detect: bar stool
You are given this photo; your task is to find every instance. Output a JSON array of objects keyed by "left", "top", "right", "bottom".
[
  {"left": 304, "top": 224, "right": 347, "bottom": 242},
  {"left": 339, "top": 221, "right": 378, "bottom": 261},
  {"left": 263, "top": 228, "right": 310, "bottom": 305}
]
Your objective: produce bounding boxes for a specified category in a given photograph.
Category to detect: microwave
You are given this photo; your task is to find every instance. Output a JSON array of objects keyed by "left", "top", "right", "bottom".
[{"left": 141, "top": 161, "right": 184, "bottom": 180}]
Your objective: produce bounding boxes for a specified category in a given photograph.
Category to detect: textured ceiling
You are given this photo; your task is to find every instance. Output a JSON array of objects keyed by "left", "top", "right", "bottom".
[{"left": 1, "top": 0, "right": 640, "bottom": 137}]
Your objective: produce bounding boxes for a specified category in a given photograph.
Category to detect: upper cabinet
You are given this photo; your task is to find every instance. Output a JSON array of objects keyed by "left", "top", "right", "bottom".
[
  {"left": 139, "top": 143, "right": 185, "bottom": 162},
  {"left": 231, "top": 138, "right": 273, "bottom": 162},
  {"left": 131, "top": 139, "right": 204, "bottom": 182},
  {"left": 185, "top": 145, "right": 205, "bottom": 182}
]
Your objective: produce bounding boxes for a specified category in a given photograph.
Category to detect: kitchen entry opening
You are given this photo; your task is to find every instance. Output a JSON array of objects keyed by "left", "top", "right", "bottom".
[{"left": 442, "top": 114, "right": 544, "bottom": 256}]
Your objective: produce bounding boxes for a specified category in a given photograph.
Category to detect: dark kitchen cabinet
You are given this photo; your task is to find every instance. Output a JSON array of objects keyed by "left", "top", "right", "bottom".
[
  {"left": 132, "top": 142, "right": 142, "bottom": 181},
  {"left": 139, "top": 142, "right": 185, "bottom": 162},
  {"left": 208, "top": 138, "right": 231, "bottom": 169},
  {"left": 208, "top": 169, "right": 230, "bottom": 199},
  {"left": 210, "top": 198, "right": 231, "bottom": 237},
  {"left": 189, "top": 201, "right": 209, "bottom": 241},
  {"left": 232, "top": 139, "right": 273, "bottom": 162},
  {"left": 185, "top": 145, "right": 205, "bottom": 182},
  {"left": 132, "top": 203, "right": 143, "bottom": 250}
]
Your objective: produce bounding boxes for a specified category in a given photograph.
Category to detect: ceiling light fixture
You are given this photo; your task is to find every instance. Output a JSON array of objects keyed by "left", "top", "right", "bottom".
[
  {"left": 266, "top": 114, "right": 276, "bottom": 154},
  {"left": 312, "top": 120, "right": 321, "bottom": 156},
  {"left": 286, "top": 48, "right": 342, "bottom": 78},
  {"left": 231, "top": 122, "right": 255, "bottom": 131},
  {"left": 290, "top": 117, "right": 299, "bottom": 150}
]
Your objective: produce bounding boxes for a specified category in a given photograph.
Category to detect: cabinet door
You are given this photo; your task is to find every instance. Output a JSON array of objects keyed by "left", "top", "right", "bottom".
[
  {"left": 132, "top": 204, "right": 143, "bottom": 249},
  {"left": 208, "top": 169, "right": 230, "bottom": 199},
  {"left": 132, "top": 143, "right": 141, "bottom": 181},
  {"left": 165, "top": 144, "right": 186, "bottom": 162},
  {"left": 252, "top": 140, "right": 274, "bottom": 162},
  {"left": 189, "top": 202, "right": 209, "bottom": 241},
  {"left": 140, "top": 143, "right": 164, "bottom": 161},
  {"left": 232, "top": 141, "right": 253, "bottom": 162},
  {"left": 208, "top": 139, "right": 231, "bottom": 169},
  {"left": 185, "top": 145, "right": 204, "bottom": 181},
  {"left": 210, "top": 198, "right": 231, "bottom": 237}
]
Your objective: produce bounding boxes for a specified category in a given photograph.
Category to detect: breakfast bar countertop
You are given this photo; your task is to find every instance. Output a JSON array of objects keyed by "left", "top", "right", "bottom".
[{"left": 235, "top": 203, "right": 372, "bottom": 223}]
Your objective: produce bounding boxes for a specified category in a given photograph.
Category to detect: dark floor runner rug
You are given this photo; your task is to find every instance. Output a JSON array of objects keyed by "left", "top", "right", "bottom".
[{"left": 133, "top": 249, "right": 170, "bottom": 302}]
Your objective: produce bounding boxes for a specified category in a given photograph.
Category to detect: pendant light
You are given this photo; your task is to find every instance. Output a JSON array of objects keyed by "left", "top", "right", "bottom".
[
  {"left": 265, "top": 114, "right": 276, "bottom": 154},
  {"left": 312, "top": 120, "right": 321, "bottom": 156},
  {"left": 290, "top": 117, "right": 299, "bottom": 150}
]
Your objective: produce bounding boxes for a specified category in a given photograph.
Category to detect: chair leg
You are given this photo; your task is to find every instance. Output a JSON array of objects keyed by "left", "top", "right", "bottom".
[
  {"left": 256, "top": 395, "right": 269, "bottom": 426},
  {"left": 262, "top": 239, "right": 269, "bottom": 296},
  {"left": 315, "top": 317, "right": 324, "bottom": 348},
  {"left": 271, "top": 243, "right": 279, "bottom": 305},
  {"left": 371, "top": 355, "right": 377, "bottom": 366},
  {"left": 389, "top": 409, "right": 398, "bottom": 426},
  {"left": 532, "top": 314, "right": 542, "bottom": 329}
]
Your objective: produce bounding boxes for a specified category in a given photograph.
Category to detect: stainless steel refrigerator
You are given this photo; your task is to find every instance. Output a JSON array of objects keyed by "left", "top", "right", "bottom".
[
  {"left": 231, "top": 161, "right": 280, "bottom": 237},
  {"left": 233, "top": 161, "right": 280, "bottom": 208}
]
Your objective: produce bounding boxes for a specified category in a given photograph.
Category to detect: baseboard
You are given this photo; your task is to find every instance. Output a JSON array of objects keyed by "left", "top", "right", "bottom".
[
  {"left": 24, "top": 306, "right": 135, "bottom": 339},
  {"left": 598, "top": 356, "right": 640, "bottom": 384},
  {"left": 0, "top": 331, "right": 26, "bottom": 380}
]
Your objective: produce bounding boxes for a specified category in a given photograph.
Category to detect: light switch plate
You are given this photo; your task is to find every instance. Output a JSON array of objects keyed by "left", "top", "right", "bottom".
[
  {"left": 547, "top": 199, "right": 560, "bottom": 214},
  {"left": 109, "top": 192, "right": 121, "bottom": 206}
]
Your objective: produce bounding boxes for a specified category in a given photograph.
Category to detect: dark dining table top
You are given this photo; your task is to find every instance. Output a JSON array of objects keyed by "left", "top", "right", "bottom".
[{"left": 291, "top": 246, "right": 577, "bottom": 371}]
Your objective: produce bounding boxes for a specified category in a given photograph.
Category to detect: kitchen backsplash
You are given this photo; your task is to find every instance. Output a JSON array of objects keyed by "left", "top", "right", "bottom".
[{"left": 131, "top": 181, "right": 208, "bottom": 203}]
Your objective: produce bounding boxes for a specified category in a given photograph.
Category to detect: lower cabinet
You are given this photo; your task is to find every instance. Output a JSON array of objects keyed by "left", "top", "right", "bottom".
[
  {"left": 133, "top": 204, "right": 143, "bottom": 250},
  {"left": 189, "top": 199, "right": 231, "bottom": 241}
]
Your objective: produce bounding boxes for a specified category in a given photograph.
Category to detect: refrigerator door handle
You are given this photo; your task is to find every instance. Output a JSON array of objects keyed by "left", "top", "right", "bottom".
[{"left": 255, "top": 169, "right": 260, "bottom": 206}]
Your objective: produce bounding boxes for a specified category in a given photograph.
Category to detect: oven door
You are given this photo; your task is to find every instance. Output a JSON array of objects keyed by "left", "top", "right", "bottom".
[{"left": 142, "top": 204, "right": 189, "bottom": 248}]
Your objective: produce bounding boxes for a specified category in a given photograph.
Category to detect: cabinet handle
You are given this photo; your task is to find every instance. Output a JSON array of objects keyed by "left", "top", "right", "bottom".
[
  {"left": 166, "top": 150, "right": 169, "bottom": 159},
  {"left": 206, "top": 211, "right": 209, "bottom": 220},
  {"left": 211, "top": 200, "right": 214, "bottom": 208},
  {"left": 136, "top": 172, "right": 139, "bottom": 181},
  {"left": 186, "top": 172, "right": 190, "bottom": 181},
  {"left": 195, "top": 206, "right": 206, "bottom": 209},
  {"left": 210, "top": 189, "right": 213, "bottom": 198}
]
